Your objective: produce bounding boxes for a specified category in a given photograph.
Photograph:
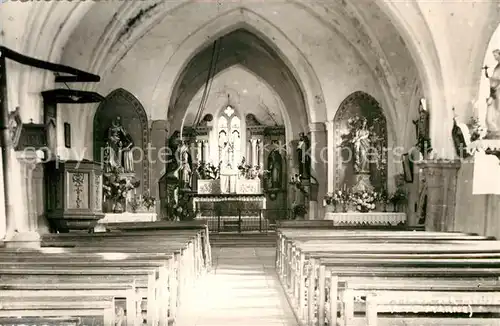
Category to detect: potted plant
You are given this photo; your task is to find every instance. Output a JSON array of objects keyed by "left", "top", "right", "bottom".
[
  {"left": 389, "top": 188, "right": 408, "bottom": 212},
  {"left": 292, "top": 203, "right": 307, "bottom": 219}
]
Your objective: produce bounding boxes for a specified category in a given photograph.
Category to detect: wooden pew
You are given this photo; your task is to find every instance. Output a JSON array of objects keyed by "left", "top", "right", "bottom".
[
  {"left": 0, "top": 295, "right": 116, "bottom": 325},
  {"left": 277, "top": 229, "right": 500, "bottom": 326},
  {"left": 280, "top": 235, "right": 497, "bottom": 292},
  {"left": 0, "top": 283, "right": 137, "bottom": 325},
  {"left": 0, "top": 245, "right": 190, "bottom": 324},
  {"left": 0, "top": 222, "right": 211, "bottom": 326},
  {"left": 0, "top": 317, "right": 80, "bottom": 325},
  {"left": 275, "top": 229, "right": 488, "bottom": 272}
]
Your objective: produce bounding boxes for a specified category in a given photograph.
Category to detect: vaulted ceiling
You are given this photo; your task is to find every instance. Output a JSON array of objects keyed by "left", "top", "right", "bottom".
[{"left": 3, "top": 0, "right": 436, "bottom": 140}]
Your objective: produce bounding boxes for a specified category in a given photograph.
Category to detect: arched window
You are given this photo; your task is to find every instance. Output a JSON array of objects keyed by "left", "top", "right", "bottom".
[{"left": 218, "top": 105, "right": 241, "bottom": 168}]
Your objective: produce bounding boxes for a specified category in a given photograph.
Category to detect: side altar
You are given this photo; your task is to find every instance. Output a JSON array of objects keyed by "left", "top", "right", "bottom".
[{"left": 93, "top": 115, "right": 157, "bottom": 229}]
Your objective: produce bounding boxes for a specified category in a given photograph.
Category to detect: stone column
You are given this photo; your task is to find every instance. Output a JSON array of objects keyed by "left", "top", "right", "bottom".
[
  {"left": 5, "top": 151, "right": 41, "bottom": 248},
  {"left": 202, "top": 140, "right": 209, "bottom": 163},
  {"left": 150, "top": 120, "right": 168, "bottom": 198},
  {"left": 196, "top": 140, "right": 203, "bottom": 163},
  {"left": 420, "top": 160, "right": 461, "bottom": 232},
  {"left": 251, "top": 139, "right": 257, "bottom": 166},
  {"left": 325, "top": 120, "right": 334, "bottom": 193},
  {"left": 258, "top": 139, "right": 264, "bottom": 168},
  {"left": 309, "top": 122, "right": 327, "bottom": 220},
  {"left": 0, "top": 150, "right": 5, "bottom": 239}
]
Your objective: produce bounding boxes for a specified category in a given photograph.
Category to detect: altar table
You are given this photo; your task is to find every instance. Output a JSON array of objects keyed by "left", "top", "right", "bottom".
[
  {"left": 324, "top": 212, "right": 406, "bottom": 226},
  {"left": 192, "top": 194, "right": 267, "bottom": 212}
]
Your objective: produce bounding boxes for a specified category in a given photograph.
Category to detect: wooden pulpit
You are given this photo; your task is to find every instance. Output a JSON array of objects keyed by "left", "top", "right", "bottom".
[{"left": 45, "top": 160, "right": 104, "bottom": 232}]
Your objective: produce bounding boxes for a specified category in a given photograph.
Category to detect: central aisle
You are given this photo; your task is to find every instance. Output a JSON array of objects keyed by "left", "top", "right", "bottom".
[{"left": 175, "top": 247, "right": 298, "bottom": 326}]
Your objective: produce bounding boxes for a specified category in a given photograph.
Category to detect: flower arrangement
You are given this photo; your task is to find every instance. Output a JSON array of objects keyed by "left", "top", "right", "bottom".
[
  {"left": 197, "top": 162, "right": 219, "bottom": 180},
  {"left": 466, "top": 116, "right": 487, "bottom": 142},
  {"left": 237, "top": 158, "right": 269, "bottom": 179},
  {"left": 324, "top": 188, "right": 352, "bottom": 208},
  {"left": 350, "top": 190, "right": 378, "bottom": 213},
  {"left": 128, "top": 192, "right": 156, "bottom": 213},
  {"left": 102, "top": 165, "right": 140, "bottom": 202},
  {"left": 167, "top": 193, "right": 196, "bottom": 221},
  {"left": 289, "top": 174, "right": 308, "bottom": 195},
  {"left": 142, "top": 192, "right": 156, "bottom": 210}
]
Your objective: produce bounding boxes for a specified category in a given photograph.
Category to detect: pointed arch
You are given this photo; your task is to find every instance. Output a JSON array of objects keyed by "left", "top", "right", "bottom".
[
  {"left": 334, "top": 91, "right": 389, "bottom": 192},
  {"left": 150, "top": 8, "right": 327, "bottom": 133},
  {"left": 93, "top": 88, "right": 150, "bottom": 193}
]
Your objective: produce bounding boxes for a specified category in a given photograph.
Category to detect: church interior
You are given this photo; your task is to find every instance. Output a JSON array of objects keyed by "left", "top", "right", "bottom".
[{"left": 2, "top": 1, "right": 500, "bottom": 325}]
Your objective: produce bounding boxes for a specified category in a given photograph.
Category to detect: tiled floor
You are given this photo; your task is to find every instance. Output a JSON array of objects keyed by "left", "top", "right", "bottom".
[{"left": 175, "top": 247, "right": 298, "bottom": 326}]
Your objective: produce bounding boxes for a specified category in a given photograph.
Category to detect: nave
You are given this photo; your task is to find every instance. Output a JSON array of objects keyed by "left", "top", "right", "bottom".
[
  {"left": 175, "top": 246, "right": 296, "bottom": 326},
  {"left": 1, "top": 220, "right": 500, "bottom": 325}
]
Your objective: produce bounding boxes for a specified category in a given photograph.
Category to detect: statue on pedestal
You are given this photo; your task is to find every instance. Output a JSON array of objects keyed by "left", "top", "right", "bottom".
[
  {"left": 413, "top": 98, "right": 432, "bottom": 157},
  {"left": 484, "top": 49, "right": 500, "bottom": 139},
  {"left": 296, "top": 132, "right": 311, "bottom": 179},
  {"left": 267, "top": 150, "right": 282, "bottom": 190},
  {"left": 351, "top": 118, "right": 371, "bottom": 174},
  {"left": 105, "top": 116, "right": 135, "bottom": 173},
  {"left": 179, "top": 146, "right": 192, "bottom": 190},
  {"left": 166, "top": 130, "right": 182, "bottom": 178}
]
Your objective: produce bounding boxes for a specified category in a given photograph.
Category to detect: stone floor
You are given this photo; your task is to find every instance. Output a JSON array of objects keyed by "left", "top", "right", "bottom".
[{"left": 175, "top": 247, "right": 298, "bottom": 326}]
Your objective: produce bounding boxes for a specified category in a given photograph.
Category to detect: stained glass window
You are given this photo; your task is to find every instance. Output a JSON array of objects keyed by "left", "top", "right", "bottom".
[{"left": 218, "top": 105, "right": 241, "bottom": 168}]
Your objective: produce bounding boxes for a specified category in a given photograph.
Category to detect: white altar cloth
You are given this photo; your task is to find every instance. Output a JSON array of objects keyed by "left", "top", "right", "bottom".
[
  {"left": 324, "top": 212, "right": 406, "bottom": 226},
  {"left": 94, "top": 212, "right": 157, "bottom": 232}
]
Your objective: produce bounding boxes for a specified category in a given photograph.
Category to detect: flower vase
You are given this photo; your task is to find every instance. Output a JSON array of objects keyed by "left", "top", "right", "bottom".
[
  {"left": 335, "top": 205, "right": 343, "bottom": 213},
  {"left": 345, "top": 203, "right": 355, "bottom": 213},
  {"left": 393, "top": 203, "right": 399, "bottom": 212},
  {"left": 113, "top": 201, "right": 124, "bottom": 213}
]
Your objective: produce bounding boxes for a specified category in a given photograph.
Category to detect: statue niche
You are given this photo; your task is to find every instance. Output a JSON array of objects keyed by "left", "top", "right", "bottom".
[
  {"left": 335, "top": 91, "right": 388, "bottom": 192},
  {"left": 93, "top": 88, "right": 149, "bottom": 194}
]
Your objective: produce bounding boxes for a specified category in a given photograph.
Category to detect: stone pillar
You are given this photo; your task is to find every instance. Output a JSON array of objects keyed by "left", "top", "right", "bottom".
[
  {"left": 246, "top": 140, "right": 251, "bottom": 163},
  {"left": 309, "top": 122, "right": 327, "bottom": 220},
  {"left": 196, "top": 140, "right": 203, "bottom": 163},
  {"left": 251, "top": 139, "right": 257, "bottom": 166},
  {"left": 258, "top": 139, "right": 264, "bottom": 168},
  {"left": 0, "top": 150, "right": 5, "bottom": 239},
  {"left": 150, "top": 120, "right": 168, "bottom": 199},
  {"left": 202, "top": 140, "right": 209, "bottom": 163},
  {"left": 420, "top": 160, "right": 461, "bottom": 232},
  {"left": 5, "top": 151, "right": 41, "bottom": 248},
  {"left": 325, "top": 120, "right": 334, "bottom": 193}
]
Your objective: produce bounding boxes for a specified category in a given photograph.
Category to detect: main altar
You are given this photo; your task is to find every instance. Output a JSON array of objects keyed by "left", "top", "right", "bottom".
[{"left": 158, "top": 101, "right": 289, "bottom": 225}]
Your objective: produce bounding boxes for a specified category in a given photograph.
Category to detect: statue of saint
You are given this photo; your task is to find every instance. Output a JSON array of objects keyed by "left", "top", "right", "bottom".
[
  {"left": 352, "top": 118, "right": 371, "bottom": 173},
  {"left": 166, "top": 130, "right": 182, "bottom": 176},
  {"left": 179, "top": 150, "right": 192, "bottom": 189},
  {"left": 485, "top": 49, "right": 500, "bottom": 139},
  {"left": 296, "top": 133, "right": 311, "bottom": 179},
  {"left": 106, "top": 116, "right": 134, "bottom": 172},
  {"left": 267, "top": 150, "right": 282, "bottom": 189}
]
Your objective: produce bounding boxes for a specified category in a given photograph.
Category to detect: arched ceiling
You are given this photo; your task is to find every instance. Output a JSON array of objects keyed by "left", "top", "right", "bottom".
[
  {"left": 184, "top": 65, "right": 285, "bottom": 127},
  {"left": 3, "top": 0, "right": 438, "bottom": 144},
  {"left": 170, "top": 29, "right": 303, "bottom": 131}
]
